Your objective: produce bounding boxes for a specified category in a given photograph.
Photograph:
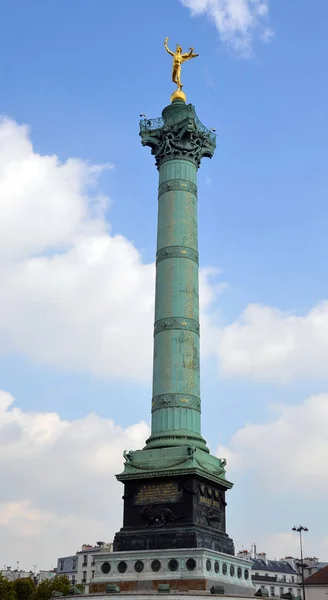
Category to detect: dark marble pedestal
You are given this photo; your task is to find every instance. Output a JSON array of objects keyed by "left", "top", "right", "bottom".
[{"left": 113, "top": 474, "right": 234, "bottom": 555}]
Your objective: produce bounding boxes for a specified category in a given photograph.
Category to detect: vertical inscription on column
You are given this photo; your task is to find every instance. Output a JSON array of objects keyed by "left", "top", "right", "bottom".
[
  {"left": 181, "top": 331, "right": 199, "bottom": 394},
  {"left": 160, "top": 260, "right": 174, "bottom": 317},
  {"left": 160, "top": 332, "right": 173, "bottom": 392},
  {"left": 180, "top": 260, "right": 198, "bottom": 320},
  {"left": 180, "top": 192, "right": 197, "bottom": 250},
  {"left": 158, "top": 193, "right": 176, "bottom": 248}
]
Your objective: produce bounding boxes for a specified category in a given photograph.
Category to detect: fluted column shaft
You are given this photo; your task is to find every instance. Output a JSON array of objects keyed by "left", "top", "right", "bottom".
[{"left": 140, "top": 100, "right": 216, "bottom": 452}]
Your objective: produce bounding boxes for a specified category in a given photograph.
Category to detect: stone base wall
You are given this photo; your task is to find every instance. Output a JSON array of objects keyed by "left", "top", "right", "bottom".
[
  {"left": 90, "top": 548, "right": 254, "bottom": 597},
  {"left": 89, "top": 578, "right": 207, "bottom": 593}
]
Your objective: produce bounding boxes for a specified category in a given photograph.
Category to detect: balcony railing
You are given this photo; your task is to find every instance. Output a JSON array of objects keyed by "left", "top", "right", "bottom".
[
  {"left": 82, "top": 578, "right": 87, "bottom": 583},
  {"left": 82, "top": 562, "right": 87, "bottom": 567},
  {"left": 252, "top": 575, "right": 277, "bottom": 583}
]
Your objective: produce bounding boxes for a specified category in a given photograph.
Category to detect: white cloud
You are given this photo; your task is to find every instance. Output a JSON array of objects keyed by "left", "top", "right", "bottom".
[
  {"left": 0, "top": 389, "right": 149, "bottom": 569},
  {"left": 0, "top": 117, "right": 222, "bottom": 382},
  {"left": 217, "top": 393, "right": 328, "bottom": 496},
  {"left": 180, "top": 0, "right": 273, "bottom": 56},
  {"left": 240, "top": 531, "right": 328, "bottom": 564},
  {"left": 216, "top": 302, "right": 328, "bottom": 382},
  {"left": 2, "top": 388, "right": 328, "bottom": 569},
  {"left": 2, "top": 116, "right": 328, "bottom": 388}
]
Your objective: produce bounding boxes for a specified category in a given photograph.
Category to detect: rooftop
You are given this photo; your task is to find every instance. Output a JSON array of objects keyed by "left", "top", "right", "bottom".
[
  {"left": 306, "top": 565, "right": 328, "bottom": 586},
  {"left": 252, "top": 559, "right": 298, "bottom": 575}
]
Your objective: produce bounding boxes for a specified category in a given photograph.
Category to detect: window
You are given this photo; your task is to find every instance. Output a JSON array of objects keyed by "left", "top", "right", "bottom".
[
  {"left": 280, "top": 587, "right": 284, "bottom": 596},
  {"left": 282, "top": 576, "right": 286, "bottom": 582},
  {"left": 291, "top": 576, "right": 294, "bottom": 583},
  {"left": 72, "top": 559, "right": 76, "bottom": 570},
  {"left": 288, "top": 588, "right": 292, "bottom": 594},
  {"left": 82, "top": 555, "right": 88, "bottom": 566},
  {"left": 270, "top": 586, "right": 275, "bottom": 596},
  {"left": 297, "top": 589, "right": 301, "bottom": 598},
  {"left": 92, "top": 570, "right": 95, "bottom": 579},
  {"left": 60, "top": 560, "right": 64, "bottom": 571}
]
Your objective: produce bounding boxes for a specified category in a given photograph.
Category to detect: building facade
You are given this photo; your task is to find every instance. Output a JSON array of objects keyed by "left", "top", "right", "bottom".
[
  {"left": 237, "top": 552, "right": 302, "bottom": 598},
  {"left": 57, "top": 555, "right": 77, "bottom": 584},
  {"left": 37, "top": 570, "right": 57, "bottom": 584},
  {"left": 305, "top": 564, "right": 328, "bottom": 600},
  {"left": 0, "top": 567, "right": 31, "bottom": 581},
  {"left": 57, "top": 542, "right": 113, "bottom": 587}
]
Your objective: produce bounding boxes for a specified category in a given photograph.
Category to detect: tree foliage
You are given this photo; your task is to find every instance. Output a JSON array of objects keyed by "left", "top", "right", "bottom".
[
  {"left": 14, "top": 578, "right": 35, "bottom": 600},
  {"left": 0, "top": 574, "right": 17, "bottom": 600},
  {"left": 33, "top": 576, "right": 71, "bottom": 600},
  {"left": 0, "top": 573, "right": 78, "bottom": 600}
]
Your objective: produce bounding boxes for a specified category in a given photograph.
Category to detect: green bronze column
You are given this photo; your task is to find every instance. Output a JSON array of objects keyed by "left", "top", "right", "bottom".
[
  {"left": 140, "top": 99, "right": 216, "bottom": 452},
  {"left": 114, "top": 43, "right": 235, "bottom": 558}
]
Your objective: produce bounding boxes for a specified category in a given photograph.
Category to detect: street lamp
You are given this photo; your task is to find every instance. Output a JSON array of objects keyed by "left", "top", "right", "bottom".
[{"left": 292, "top": 525, "right": 308, "bottom": 600}]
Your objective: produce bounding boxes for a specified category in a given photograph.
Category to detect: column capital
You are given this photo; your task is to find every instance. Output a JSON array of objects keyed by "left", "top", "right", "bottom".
[{"left": 140, "top": 102, "right": 216, "bottom": 169}]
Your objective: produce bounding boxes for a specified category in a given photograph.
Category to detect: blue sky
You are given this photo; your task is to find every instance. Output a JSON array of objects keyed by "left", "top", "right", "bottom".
[{"left": 1, "top": 0, "right": 328, "bottom": 570}]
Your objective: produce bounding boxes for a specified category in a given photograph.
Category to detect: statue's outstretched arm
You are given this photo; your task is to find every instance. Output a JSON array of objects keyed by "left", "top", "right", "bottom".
[
  {"left": 164, "top": 37, "right": 174, "bottom": 57},
  {"left": 181, "top": 48, "right": 199, "bottom": 60}
]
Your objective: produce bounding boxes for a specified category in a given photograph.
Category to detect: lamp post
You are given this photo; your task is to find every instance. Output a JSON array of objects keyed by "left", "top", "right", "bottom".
[{"left": 292, "top": 525, "right": 308, "bottom": 600}]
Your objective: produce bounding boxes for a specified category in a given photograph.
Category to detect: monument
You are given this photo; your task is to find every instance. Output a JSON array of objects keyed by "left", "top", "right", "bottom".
[{"left": 89, "top": 39, "right": 254, "bottom": 597}]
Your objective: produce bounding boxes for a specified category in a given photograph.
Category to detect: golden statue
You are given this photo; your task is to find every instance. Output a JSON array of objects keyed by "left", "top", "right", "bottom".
[{"left": 164, "top": 37, "right": 198, "bottom": 102}]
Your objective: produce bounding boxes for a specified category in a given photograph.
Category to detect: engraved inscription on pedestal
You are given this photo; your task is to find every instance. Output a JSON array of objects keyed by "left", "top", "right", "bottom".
[
  {"left": 134, "top": 481, "right": 182, "bottom": 505},
  {"left": 198, "top": 485, "right": 224, "bottom": 510},
  {"left": 199, "top": 496, "right": 220, "bottom": 509}
]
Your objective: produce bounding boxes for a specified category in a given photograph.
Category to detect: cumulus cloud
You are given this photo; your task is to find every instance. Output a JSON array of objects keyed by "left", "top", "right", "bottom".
[
  {"left": 0, "top": 117, "right": 224, "bottom": 382},
  {"left": 2, "top": 115, "right": 328, "bottom": 388},
  {"left": 180, "top": 0, "right": 273, "bottom": 56},
  {"left": 2, "top": 388, "right": 328, "bottom": 568},
  {"left": 217, "top": 393, "right": 328, "bottom": 496},
  {"left": 0, "top": 390, "right": 149, "bottom": 569},
  {"left": 216, "top": 302, "right": 328, "bottom": 382}
]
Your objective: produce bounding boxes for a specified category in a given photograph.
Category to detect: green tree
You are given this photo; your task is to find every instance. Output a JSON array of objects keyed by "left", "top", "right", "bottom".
[
  {"left": 51, "top": 576, "right": 71, "bottom": 596},
  {"left": 33, "top": 579, "right": 52, "bottom": 600},
  {"left": 14, "top": 578, "right": 35, "bottom": 600},
  {"left": 0, "top": 574, "right": 17, "bottom": 600},
  {"left": 34, "top": 576, "right": 71, "bottom": 600}
]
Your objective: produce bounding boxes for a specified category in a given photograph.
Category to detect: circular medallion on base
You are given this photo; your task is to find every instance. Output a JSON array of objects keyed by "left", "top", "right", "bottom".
[
  {"left": 168, "top": 559, "right": 179, "bottom": 571},
  {"left": 101, "top": 562, "right": 111, "bottom": 574},
  {"left": 117, "top": 561, "right": 127, "bottom": 573},
  {"left": 151, "top": 559, "right": 161, "bottom": 572},
  {"left": 134, "top": 560, "right": 144, "bottom": 573},
  {"left": 186, "top": 558, "right": 196, "bottom": 571}
]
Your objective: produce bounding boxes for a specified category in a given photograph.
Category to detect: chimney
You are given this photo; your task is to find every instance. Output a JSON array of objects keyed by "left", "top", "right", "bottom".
[{"left": 257, "top": 552, "right": 268, "bottom": 564}]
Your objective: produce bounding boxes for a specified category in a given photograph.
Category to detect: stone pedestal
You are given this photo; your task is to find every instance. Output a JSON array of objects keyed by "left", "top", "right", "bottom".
[
  {"left": 114, "top": 444, "right": 234, "bottom": 556},
  {"left": 89, "top": 548, "right": 255, "bottom": 597}
]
